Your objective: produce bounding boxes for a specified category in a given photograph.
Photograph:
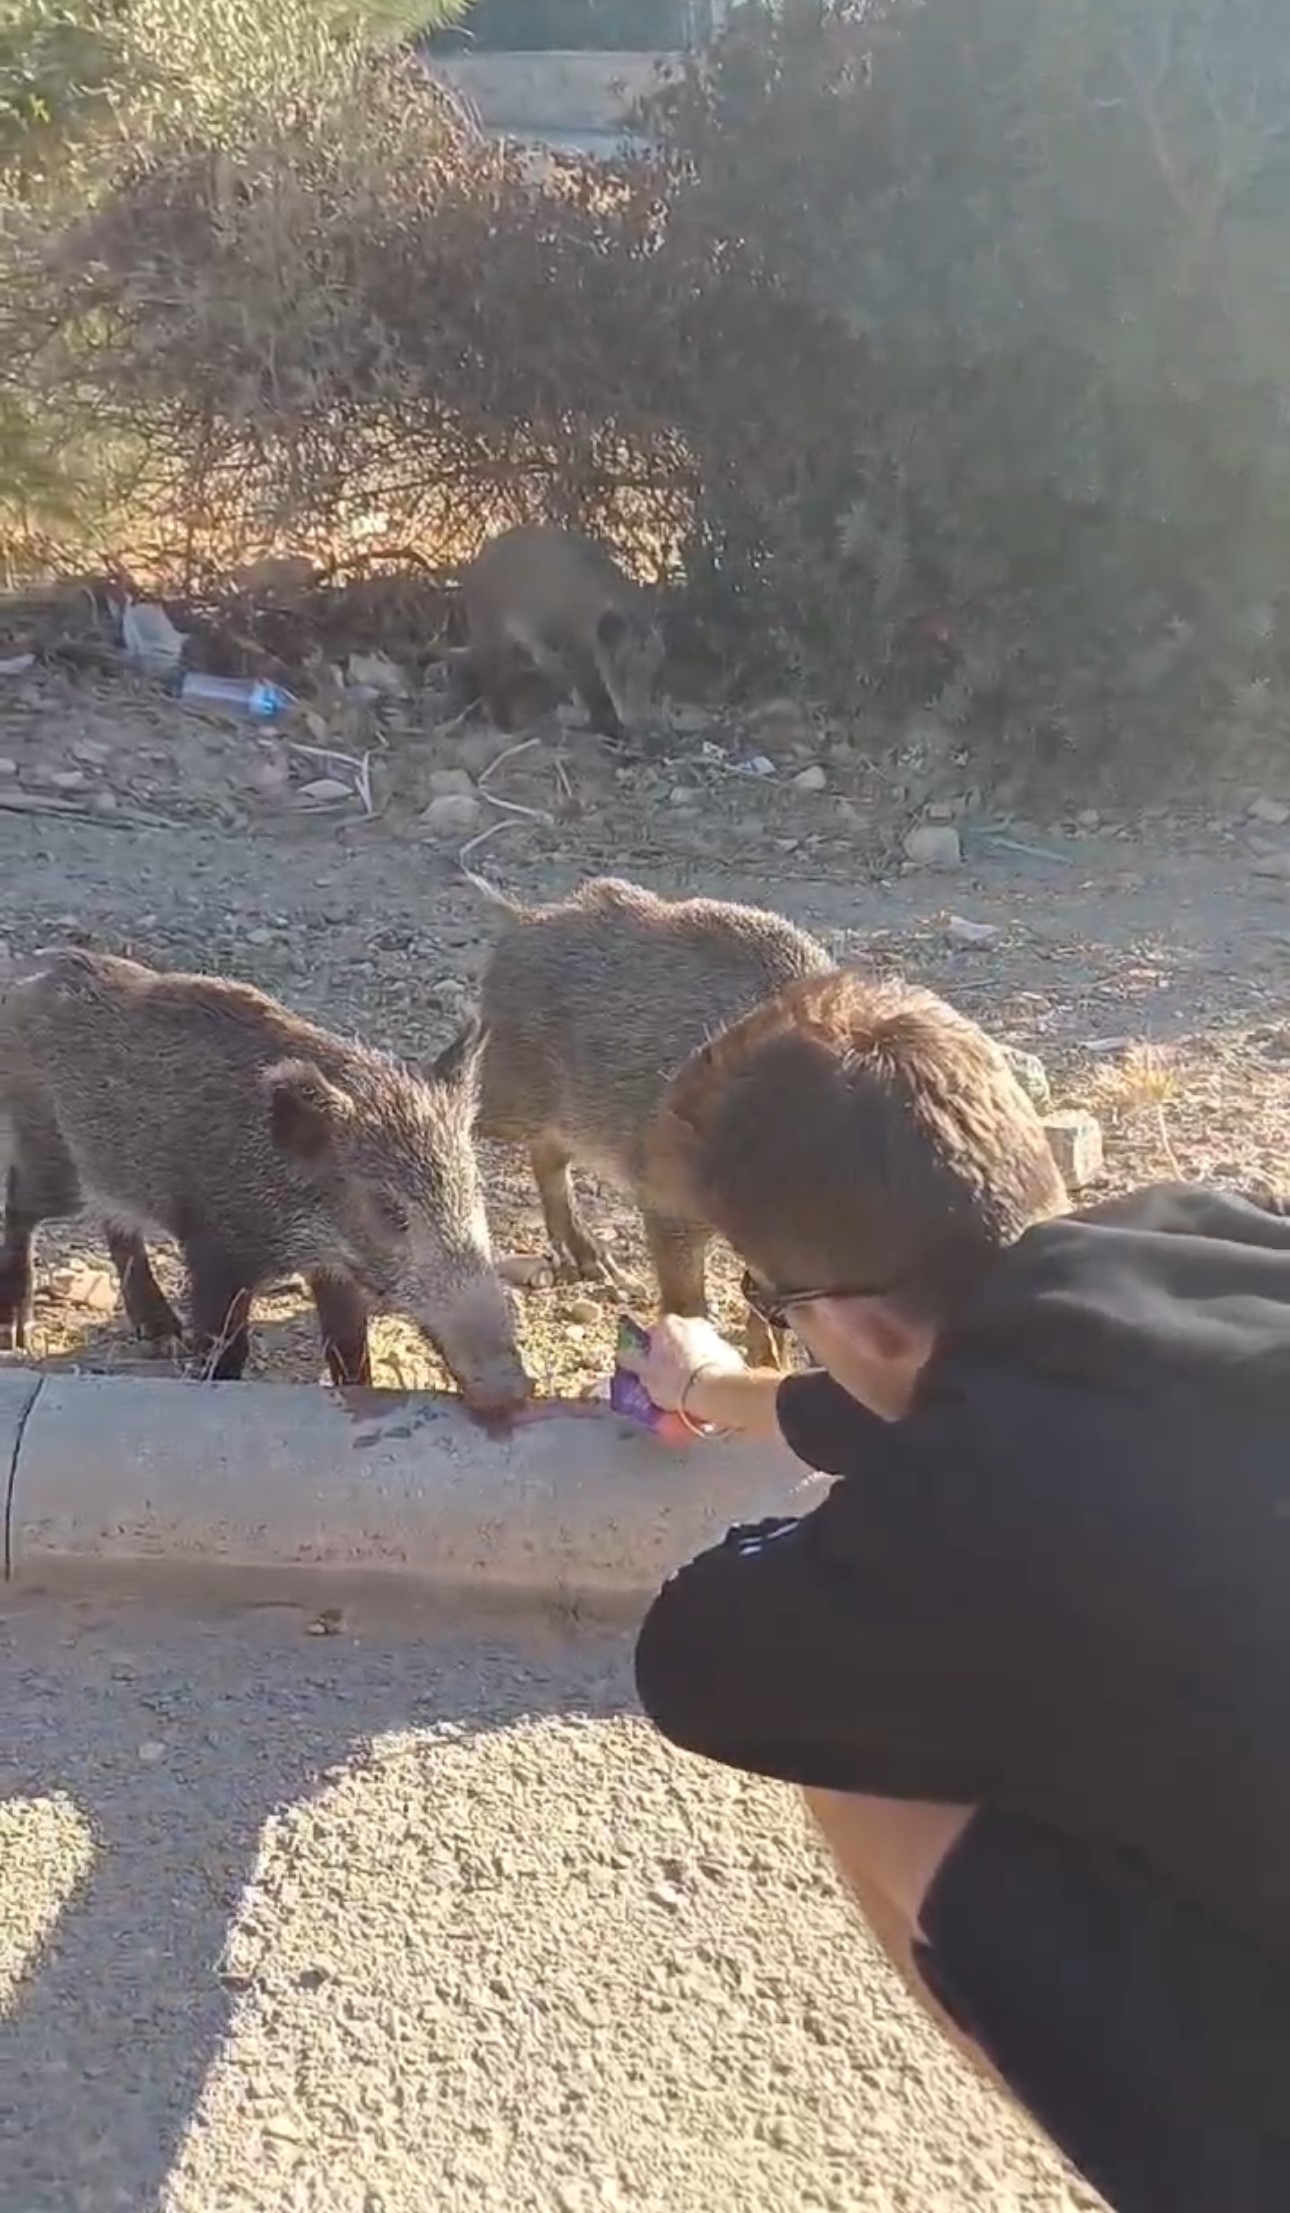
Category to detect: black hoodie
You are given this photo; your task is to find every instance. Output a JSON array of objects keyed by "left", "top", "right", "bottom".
[{"left": 633, "top": 1185, "right": 1290, "bottom": 1957}]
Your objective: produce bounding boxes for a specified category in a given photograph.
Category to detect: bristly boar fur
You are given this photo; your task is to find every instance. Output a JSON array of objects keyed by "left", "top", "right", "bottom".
[
  {"left": 459, "top": 523, "right": 664, "bottom": 744},
  {"left": 468, "top": 874, "right": 835, "bottom": 1358},
  {"left": 0, "top": 949, "right": 529, "bottom": 1408}
]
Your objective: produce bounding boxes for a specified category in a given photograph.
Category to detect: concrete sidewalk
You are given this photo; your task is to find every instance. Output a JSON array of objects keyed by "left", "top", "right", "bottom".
[
  {"left": 1, "top": 1595, "right": 1095, "bottom": 2213},
  {"left": 2, "top": 1368, "right": 824, "bottom": 1609}
]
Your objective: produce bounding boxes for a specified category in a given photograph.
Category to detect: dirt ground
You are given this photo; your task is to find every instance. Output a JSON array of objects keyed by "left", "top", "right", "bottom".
[{"left": 3, "top": 662, "right": 1290, "bottom": 1398}]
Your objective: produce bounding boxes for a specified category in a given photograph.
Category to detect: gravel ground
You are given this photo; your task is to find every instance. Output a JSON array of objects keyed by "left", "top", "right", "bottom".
[
  {"left": 3, "top": 799, "right": 1290, "bottom": 1394},
  {"left": 1, "top": 1594, "right": 1103, "bottom": 2213}
]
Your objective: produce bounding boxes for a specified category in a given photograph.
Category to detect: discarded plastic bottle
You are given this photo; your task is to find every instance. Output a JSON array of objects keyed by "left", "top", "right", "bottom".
[{"left": 179, "top": 673, "right": 295, "bottom": 719}]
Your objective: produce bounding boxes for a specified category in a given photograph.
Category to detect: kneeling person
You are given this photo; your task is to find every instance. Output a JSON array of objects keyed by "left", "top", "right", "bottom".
[{"left": 628, "top": 970, "right": 1290, "bottom": 2213}]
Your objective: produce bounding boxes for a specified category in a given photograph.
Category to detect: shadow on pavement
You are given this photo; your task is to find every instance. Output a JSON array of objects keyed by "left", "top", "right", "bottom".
[{"left": 0, "top": 1596, "right": 635, "bottom": 2213}]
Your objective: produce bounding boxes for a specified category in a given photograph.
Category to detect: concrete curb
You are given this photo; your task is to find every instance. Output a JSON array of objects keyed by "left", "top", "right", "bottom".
[{"left": 2, "top": 1370, "right": 827, "bottom": 1611}]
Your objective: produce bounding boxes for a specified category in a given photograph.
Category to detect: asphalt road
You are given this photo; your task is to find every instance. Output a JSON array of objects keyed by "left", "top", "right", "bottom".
[{"left": 2, "top": 1594, "right": 1101, "bottom": 2213}]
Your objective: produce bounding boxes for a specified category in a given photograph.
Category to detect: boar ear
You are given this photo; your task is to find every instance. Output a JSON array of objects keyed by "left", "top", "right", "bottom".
[
  {"left": 265, "top": 1059, "right": 354, "bottom": 1165},
  {"left": 596, "top": 607, "right": 628, "bottom": 650},
  {"left": 431, "top": 1013, "right": 487, "bottom": 1095}
]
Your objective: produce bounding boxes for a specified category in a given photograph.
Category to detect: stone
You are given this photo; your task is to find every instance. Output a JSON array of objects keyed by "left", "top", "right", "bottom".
[
  {"left": 1076, "top": 807, "right": 1101, "bottom": 830},
  {"left": 48, "top": 768, "right": 87, "bottom": 793},
  {"left": 0, "top": 756, "right": 17, "bottom": 777},
  {"left": 53, "top": 1263, "right": 117, "bottom": 1315},
  {"left": 793, "top": 764, "right": 828, "bottom": 793},
  {"left": 1001, "top": 1047, "right": 1053, "bottom": 1111},
  {"left": 945, "top": 914, "right": 1000, "bottom": 949},
  {"left": 903, "top": 823, "right": 962, "bottom": 870},
  {"left": 1249, "top": 795, "right": 1290, "bottom": 827},
  {"left": 1249, "top": 850, "right": 1290, "bottom": 880},
  {"left": 90, "top": 790, "right": 119, "bottom": 816},
  {"left": 72, "top": 739, "right": 112, "bottom": 767},
  {"left": 427, "top": 766, "right": 477, "bottom": 800},
  {"left": 669, "top": 784, "right": 698, "bottom": 807},
  {"left": 1042, "top": 1110, "right": 1104, "bottom": 1190},
  {"left": 347, "top": 651, "right": 404, "bottom": 696},
  {"left": 296, "top": 777, "right": 352, "bottom": 804},
  {"left": 451, "top": 727, "right": 515, "bottom": 776},
  {"left": 422, "top": 793, "right": 484, "bottom": 842}
]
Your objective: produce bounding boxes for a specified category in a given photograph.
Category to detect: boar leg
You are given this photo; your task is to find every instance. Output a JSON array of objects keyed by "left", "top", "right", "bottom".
[
  {"left": 566, "top": 648, "right": 626, "bottom": 744},
  {"left": 530, "top": 1134, "right": 619, "bottom": 1284},
  {"left": 105, "top": 1226, "right": 183, "bottom": 1345},
  {"left": 309, "top": 1270, "right": 372, "bottom": 1388},
  {"left": 186, "top": 1243, "right": 254, "bottom": 1380},
  {"left": 0, "top": 1164, "right": 36, "bottom": 1352},
  {"left": 643, "top": 1209, "right": 709, "bottom": 1321}
]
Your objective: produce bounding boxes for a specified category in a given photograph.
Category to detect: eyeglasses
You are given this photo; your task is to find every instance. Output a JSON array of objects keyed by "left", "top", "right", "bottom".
[{"left": 740, "top": 1268, "right": 897, "bottom": 1333}]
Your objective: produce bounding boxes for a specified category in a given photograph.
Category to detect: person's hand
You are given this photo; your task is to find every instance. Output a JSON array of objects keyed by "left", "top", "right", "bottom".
[{"left": 618, "top": 1313, "right": 746, "bottom": 1416}]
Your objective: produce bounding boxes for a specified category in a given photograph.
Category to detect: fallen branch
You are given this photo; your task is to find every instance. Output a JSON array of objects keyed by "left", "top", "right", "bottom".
[{"left": 0, "top": 790, "right": 181, "bottom": 830}]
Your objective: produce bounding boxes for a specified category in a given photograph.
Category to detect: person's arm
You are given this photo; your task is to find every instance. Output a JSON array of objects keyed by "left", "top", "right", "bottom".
[{"left": 633, "top": 1390, "right": 1028, "bottom": 1806}]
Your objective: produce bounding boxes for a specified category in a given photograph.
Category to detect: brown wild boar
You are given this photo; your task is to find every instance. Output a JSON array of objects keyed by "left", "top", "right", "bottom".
[
  {"left": 469, "top": 874, "right": 834, "bottom": 1357},
  {"left": 459, "top": 523, "right": 664, "bottom": 743},
  {"left": 0, "top": 949, "right": 530, "bottom": 1408}
]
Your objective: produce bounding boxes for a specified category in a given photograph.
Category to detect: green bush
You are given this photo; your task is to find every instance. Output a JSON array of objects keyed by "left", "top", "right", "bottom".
[
  {"left": 641, "top": 0, "right": 1290, "bottom": 789},
  {"left": 7, "top": 0, "right": 1290, "bottom": 797}
]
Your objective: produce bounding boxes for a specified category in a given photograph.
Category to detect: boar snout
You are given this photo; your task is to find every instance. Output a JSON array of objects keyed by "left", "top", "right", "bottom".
[{"left": 414, "top": 1270, "right": 532, "bottom": 1412}]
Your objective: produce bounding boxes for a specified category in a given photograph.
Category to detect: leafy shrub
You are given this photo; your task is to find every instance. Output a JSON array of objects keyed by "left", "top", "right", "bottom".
[
  {"left": 641, "top": 0, "right": 1290, "bottom": 789},
  {"left": 6, "top": 0, "right": 1290, "bottom": 797}
]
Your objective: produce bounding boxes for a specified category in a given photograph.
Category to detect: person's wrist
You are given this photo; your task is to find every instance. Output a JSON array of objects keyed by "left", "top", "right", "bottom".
[{"left": 677, "top": 1360, "right": 741, "bottom": 1432}]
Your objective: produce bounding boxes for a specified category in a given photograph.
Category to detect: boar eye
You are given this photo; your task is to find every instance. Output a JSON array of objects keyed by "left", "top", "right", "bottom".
[{"left": 375, "top": 1195, "right": 411, "bottom": 1237}]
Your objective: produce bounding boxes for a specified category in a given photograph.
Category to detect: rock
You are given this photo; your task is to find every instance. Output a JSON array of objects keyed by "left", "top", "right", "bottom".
[
  {"left": 903, "top": 824, "right": 962, "bottom": 870},
  {"left": 924, "top": 798, "right": 959, "bottom": 821},
  {"left": 793, "top": 764, "right": 828, "bottom": 793},
  {"left": 0, "top": 651, "right": 35, "bottom": 675},
  {"left": 450, "top": 727, "right": 514, "bottom": 776},
  {"left": 1249, "top": 850, "right": 1290, "bottom": 880},
  {"left": 567, "top": 1297, "right": 600, "bottom": 1327},
  {"left": 1042, "top": 1110, "right": 1104, "bottom": 1190},
  {"left": 1076, "top": 807, "right": 1101, "bottom": 830},
  {"left": 1001, "top": 1047, "right": 1053, "bottom": 1111},
  {"left": 53, "top": 1262, "right": 117, "bottom": 1315},
  {"left": 248, "top": 756, "right": 290, "bottom": 798},
  {"left": 945, "top": 914, "right": 1000, "bottom": 949},
  {"left": 72, "top": 739, "right": 112, "bottom": 767},
  {"left": 90, "top": 790, "right": 119, "bottom": 816},
  {"left": 1249, "top": 795, "right": 1290, "bottom": 826},
  {"left": 48, "top": 768, "right": 88, "bottom": 793},
  {"left": 669, "top": 784, "right": 697, "bottom": 807},
  {"left": 668, "top": 704, "right": 711, "bottom": 737},
  {"left": 427, "top": 766, "right": 477, "bottom": 800},
  {"left": 296, "top": 777, "right": 352, "bottom": 804},
  {"left": 347, "top": 651, "right": 404, "bottom": 696},
  {"left": 0, "top": 756, "right": 17, "bottom": 778},
  {"left": 497, "top": 1252, "right": 555, "bottom": 1291},
  {"left": 422, "top": 792, "right": 484, "bottom": 842}
]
